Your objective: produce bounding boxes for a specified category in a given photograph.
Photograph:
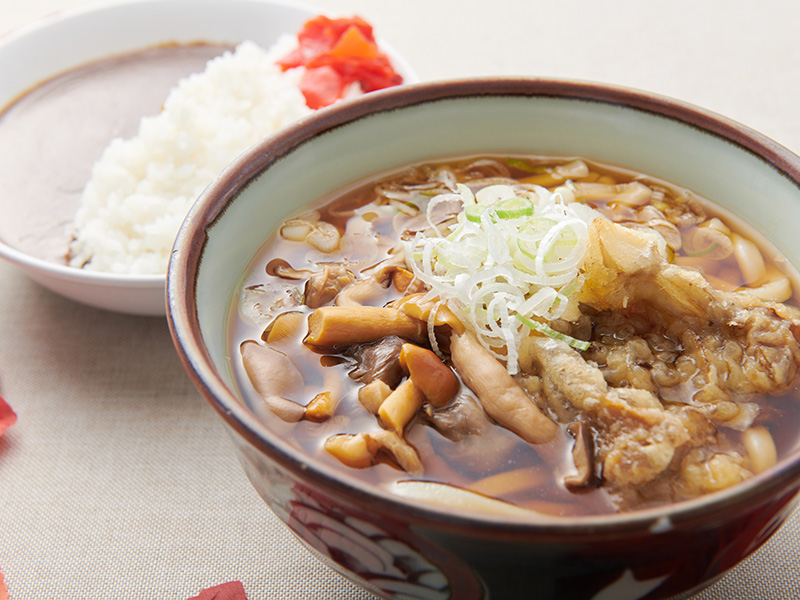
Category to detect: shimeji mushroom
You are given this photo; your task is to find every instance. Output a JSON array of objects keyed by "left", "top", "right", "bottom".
[
  {"left": 573, "top": 180, "right": 653, "bottom": 206},
  {"left": 240, "top": 341, "right": 305, "bottom": 422},
  {"left": 449, "top": 330, "right": 559, "bottom": 446},
  {"left": 324, "top": 429, "right": 423, "bottom": 475},
  {"left": 304, "top": 306, "right": 427, "bottom": 347}
]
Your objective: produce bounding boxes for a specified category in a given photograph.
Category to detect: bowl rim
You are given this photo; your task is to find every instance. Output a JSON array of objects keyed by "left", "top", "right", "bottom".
[
  {"left": 0, "top": 241, "right": 164, "bottom": 285},
  {"left": 168, "top": 76, "right": 800, "bottom": 537}
]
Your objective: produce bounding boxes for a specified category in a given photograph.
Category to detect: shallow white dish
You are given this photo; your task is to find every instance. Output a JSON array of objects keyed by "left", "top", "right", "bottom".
[{"left": 0, "top": 0, "right": 417, "bottom": 316}]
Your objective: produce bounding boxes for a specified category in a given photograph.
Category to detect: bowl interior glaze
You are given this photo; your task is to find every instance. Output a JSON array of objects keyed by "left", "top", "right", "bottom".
[{"left": 188, "top": 79, "right": 800, "bottom": 410}]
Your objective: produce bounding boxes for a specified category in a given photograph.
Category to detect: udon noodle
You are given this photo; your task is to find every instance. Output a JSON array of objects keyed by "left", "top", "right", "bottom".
[{"left": 229, "top": 155, "right": 800, "bottom": 516}]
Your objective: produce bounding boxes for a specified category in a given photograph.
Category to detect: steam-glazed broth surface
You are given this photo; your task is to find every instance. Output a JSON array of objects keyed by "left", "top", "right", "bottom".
[{"left": 229, "top": 155, "right": 800, "bottom": 516}]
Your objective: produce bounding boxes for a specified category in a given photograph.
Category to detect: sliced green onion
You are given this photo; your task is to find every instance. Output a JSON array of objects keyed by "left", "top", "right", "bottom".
[
  {"left": 404, "top": 180, "right": 599, "bottom": 375},
  {"left": 520, "top": 217, "right": 558, "bottom": 237},
  {"left": 466, "top": 197, "right": 533, "bottom": 223},
  {"left": 516, "top": 239, "right": 538, "bottom": 263},
  {"left": 456, "top": 183, "right": 475, "bottom": 204},
  {"left": 516, "top": 313, "right": 591, "bottom": 351},
  {"left": 389, "top": 198, "right": 420, "bottom": 215},
  {"left": 495, "top": 197, "right": 534, "bottom": 219},
  {"left": 684, "top": 242, "right": 718, "bottom": 257},
  {"left": 465, "top": 204, "right": 485, "bottom": 223},
  {"left": 516, "top": 217, "right": 557, "bottom": 260},
  {"left": 476, "top": 184, "right": 517, "bottom": 206},
  {"left": 542, "top": 227, "right": 580, "bottom": 261},
  {"left": 508, "top": 158, "right": 547, "bottom": 173}
]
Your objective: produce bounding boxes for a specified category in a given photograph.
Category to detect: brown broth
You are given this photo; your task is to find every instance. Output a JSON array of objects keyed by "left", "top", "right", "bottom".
[
  {"left": 228, "top": 155, "right": 800, "bottom": 516},
  {"left": 0, "top": 42, "right": 232, "bottom": 262}
]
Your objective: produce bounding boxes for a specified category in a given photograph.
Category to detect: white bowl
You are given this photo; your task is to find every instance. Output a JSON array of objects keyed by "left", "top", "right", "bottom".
[{"left": 0, "top": 0, "right": 417, "bottom": 316}]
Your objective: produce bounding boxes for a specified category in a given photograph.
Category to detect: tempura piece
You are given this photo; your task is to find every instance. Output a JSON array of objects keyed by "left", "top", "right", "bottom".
[
  {"left": 579, "top": 218, "right": 800, "bottom": 396},
  {"left": 520, "top": 336, "right": 691, "bottom": 487}
]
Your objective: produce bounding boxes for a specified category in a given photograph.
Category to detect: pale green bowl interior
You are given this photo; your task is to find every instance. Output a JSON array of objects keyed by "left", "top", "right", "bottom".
[{"left": 194, "top": 93, "right": 800, "bottom": 384}]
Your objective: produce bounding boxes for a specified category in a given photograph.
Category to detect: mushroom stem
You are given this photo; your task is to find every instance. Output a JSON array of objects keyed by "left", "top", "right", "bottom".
[
  {"left": 305, "top": 306, "right": 426, "bottom": 347},
  {"left": 399, "top": 343, "right": 460, "bottom": 407},
  {"left": 324, "top": 430, "right": 423, "bottom": 475},
  {"left": 378, "top": 379, "right": 424, "bottom": 434},
  {"left": 449, "top": 330, "right": 559, "bottom": 445},
  {"left": 564, "top": 421, "right": 599, "bottom": 491}
]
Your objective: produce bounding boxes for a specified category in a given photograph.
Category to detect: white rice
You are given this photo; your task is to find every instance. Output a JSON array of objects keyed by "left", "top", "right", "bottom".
[{"left": 69, "top": 36, "right": 313, "bottom": 275}]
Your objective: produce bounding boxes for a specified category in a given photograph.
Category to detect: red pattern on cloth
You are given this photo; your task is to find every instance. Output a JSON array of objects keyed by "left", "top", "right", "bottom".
[
  {"left": 0, "top": 569, "right": 9, "bottom": 600},
  {"left": 188, "top": 581, "right": 248, "bottom": 600},
  {"left": 0, "top": 395, "right": 15, "bottom": 436}
]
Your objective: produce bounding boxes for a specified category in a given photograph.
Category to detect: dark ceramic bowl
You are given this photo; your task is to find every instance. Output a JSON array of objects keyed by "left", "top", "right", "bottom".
[{"left": 167, "top": 78, "right": 800, "bottom": 600}]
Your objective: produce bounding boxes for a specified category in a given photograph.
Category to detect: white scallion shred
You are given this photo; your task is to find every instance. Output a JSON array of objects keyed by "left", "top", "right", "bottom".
[
  {"left": 404, "top": 183, "right": 601, "bottom": 373},
  {"left": 515, "top": 314, "right": 591, "bottom": 352}
]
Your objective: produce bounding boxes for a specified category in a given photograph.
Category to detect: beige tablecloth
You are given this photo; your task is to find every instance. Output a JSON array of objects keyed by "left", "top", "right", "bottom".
[{"left": 2, "top": 1, "right": 800, "bottom": 598}]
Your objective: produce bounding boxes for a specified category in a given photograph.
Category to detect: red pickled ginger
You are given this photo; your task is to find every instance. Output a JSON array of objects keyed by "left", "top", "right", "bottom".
[{"left": 278, "top": 15, "right": 403, "bottom": 109}]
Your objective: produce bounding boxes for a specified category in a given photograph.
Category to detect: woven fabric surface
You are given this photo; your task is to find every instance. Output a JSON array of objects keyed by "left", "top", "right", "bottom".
[
  {"left": 2, "top": 1, "right": 800, "bottom": 598},
  {"left": 1, "top": 249, "right": 799, "bottom": 600},
  {"left": 0, "top": 263, "right": 376, "bottom": 599}
]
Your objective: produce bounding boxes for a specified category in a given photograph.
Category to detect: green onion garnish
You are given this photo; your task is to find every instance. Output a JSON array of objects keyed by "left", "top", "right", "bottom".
[
  {"left": 508, "top": 158, "right": 547, "bottom": 173},
  {"left": 516, "top": 313, "right": 591, "bottom": 351},
  {"left": 684, "top": 242, "right": 718, "bottom": 257},
  {"left": 464, "top": 204, "right": 485, "bottom": 223},
  {"left": 495, "top": 197, "right": 534, "bottom": 219},
  {"left": 465, "top": 197, "right": 534, "bottom": 223}
]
